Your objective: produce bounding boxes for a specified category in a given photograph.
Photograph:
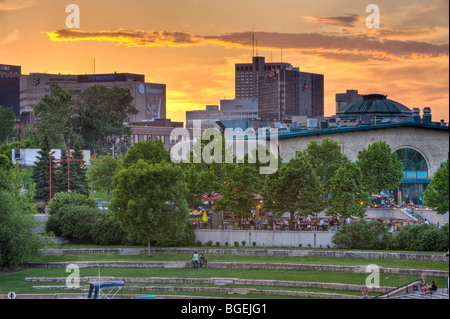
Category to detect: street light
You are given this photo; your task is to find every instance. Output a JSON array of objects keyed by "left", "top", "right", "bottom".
[{"left": 48, "top": 151, "right": 55, "bottom": 204}]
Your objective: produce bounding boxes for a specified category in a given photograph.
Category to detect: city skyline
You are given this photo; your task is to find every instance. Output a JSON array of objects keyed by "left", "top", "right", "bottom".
[{"left": 1, "top": 0, "right": 448, "bottom": 124}]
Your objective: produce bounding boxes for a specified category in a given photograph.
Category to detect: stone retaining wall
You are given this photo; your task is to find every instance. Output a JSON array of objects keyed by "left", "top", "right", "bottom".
[
  {"left": 41, "top": 247, "right": 448, "bottom": 262},
  {"left": 23, "top": 261, "right": 449, "bottom": 278},
  {"left": 30, "top": 284, "right": 359, "bottom": 299},
  {"left": 25, "top": 276, "right": 393, "bottom": 293}
]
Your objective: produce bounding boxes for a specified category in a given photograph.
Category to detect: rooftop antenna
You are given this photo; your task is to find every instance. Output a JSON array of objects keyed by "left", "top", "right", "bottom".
[
  {"left": 281, "top": 47, "right": 283, "bottom": 63},
  {"left": 94, "top": 59, "right": 96, "bottom": 74},
  {"left": 256, "top": 39, "right": 259, "bottom": 57},
  {"left": 252, "top": 26, "right": 255, "bottom": 57}
]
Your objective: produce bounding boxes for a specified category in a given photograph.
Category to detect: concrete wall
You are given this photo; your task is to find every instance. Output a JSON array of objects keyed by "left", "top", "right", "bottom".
[{"left": 194, "top": 230, "right": 335, "bottom": 248}]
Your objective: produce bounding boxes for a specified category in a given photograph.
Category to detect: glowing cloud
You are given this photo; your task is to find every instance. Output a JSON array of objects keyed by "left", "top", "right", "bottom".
[{"left": 47, "top": 29, "right": 449, "bottom": 63}]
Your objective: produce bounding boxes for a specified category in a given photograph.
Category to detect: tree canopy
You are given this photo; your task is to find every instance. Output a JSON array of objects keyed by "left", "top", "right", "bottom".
[
  {"left": 423, "top": 160, "right": 449, "bottom": 215},
  {"left": 357, "top": 140, "right": 403, "bottom": 195}
]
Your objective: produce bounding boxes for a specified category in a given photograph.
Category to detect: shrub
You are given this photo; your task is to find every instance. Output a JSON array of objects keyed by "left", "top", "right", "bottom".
[
  {"left": 387, "top": 223, "right": 448, "bottom": 252},
  {"left": 234, "top": 241, "right": 239, "bottom": 247},
  {"left": 196, "top": 240, "right": 202, "bottom": 246},
  {"left": 91, "top": 211, "right": 129, "bottom": 245},
  {"left": 216, "top": 241, "right": 220, "bottom": 247},
  {"left": 298, "top": 244, "right": 302, "bottom": 248},
  {"left": 58, "top": 205, "right": 98, "bottom": 244},
  {"left": 252, "top": 242, "right": 257, "bottom": 247},
  {"left": 241, "top": 240, "right": 246, "bottom": 247},
  {"left": 205, "top": 240, "right": 213, "bottom": 247},
  {"left": 332, "top": 220, "right": 390, "bottom": 250},
  {"left": 225, "top": 241, "right": 229, "bottom": 247}
]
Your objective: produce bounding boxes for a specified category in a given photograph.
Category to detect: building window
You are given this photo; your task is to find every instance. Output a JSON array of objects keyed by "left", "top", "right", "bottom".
[{"left": 395, "top": 148, "right": 428, "bottom": 179}]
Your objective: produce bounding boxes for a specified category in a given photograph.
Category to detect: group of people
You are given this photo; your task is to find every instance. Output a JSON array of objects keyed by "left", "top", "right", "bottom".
[
  {"left": 421, "top": 281, "right": 438, "bottom": 294},
  {"left": 191, "top": 252, "right": 207, "bottom": 269},
  {"left": 361, "top": 290, "right": 372, "bottom": 299}
]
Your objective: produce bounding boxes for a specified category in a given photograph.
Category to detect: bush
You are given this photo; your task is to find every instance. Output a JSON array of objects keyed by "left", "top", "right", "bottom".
[
  {"left": 91, "top": 211, "right": 129, "bottom": 245},
  {"left": 252, "top": 242, "right": 257, "bottom": 247},
  {"left": 387, "top": 223, "right": 448, "bottom": 252},
  {"left": 234, "top": 241, "right": 239, "bottom": 247},
  {"left": 241, "top": 240, "right": 246, "bottom": 247},
  {"left": 225, "top": 241, "right": 229, "bottom": 247},
  {"left": 205, "top": 240, "right": 213, "bottom": 246},
  {"left": 196, "top": 240, "right": 202, "bottom": 246},
  {"left": 332, "top": 220, "right": 390, "bottom": 250},
  {"left": 58, "top": 205, "right": 98, "bottom": 244},
  {"left": 216, "top": 241, "right": 220, "bottom": 247}
]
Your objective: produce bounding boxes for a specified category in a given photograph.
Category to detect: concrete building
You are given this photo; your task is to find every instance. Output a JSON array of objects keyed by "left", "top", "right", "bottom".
[
  {"left": 19, "top": 72, "right": 166, "bottom": 124},
  {"left": 185, "top": 99, "right": 258, "bottom": 130},
  {"left": 11, "top": 148, "right": 91, "bottom": 167},
  {"left": 0, "top": 64, "right": 21, "bottom": 118},
  {"left": 335, "top": 89, "right": 363, "bottom": 113},
  {"left": 276, "top": 122, "right": 448, "bottom": 206},
  {"left": 130, "top": 118, "right": 186, "bottom": 150},
  {"left": 235, "top": 56, "right": 324, "bottom": 121}
]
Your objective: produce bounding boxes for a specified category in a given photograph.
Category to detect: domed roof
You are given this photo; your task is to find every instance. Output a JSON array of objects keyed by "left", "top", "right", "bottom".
[{"left": 338, "top": 94, "right": 412, "bottom": 116}]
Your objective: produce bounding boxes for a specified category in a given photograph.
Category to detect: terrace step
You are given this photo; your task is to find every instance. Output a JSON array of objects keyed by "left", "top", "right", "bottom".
[{"left": 164, "top": 261, "right": 188, "bottom": 269}]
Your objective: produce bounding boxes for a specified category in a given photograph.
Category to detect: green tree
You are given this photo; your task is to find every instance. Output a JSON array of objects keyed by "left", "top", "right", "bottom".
[
  {"left": 33, "top": 85, "right": 74, "bottom": 149},
  {"left": 423, "top": 160, "right": 449, "bottom": 215},
  {"left": 110, "top": 160, "right": 191, "bottom": 256},
  {"left": 302, "top": 138, "right": 349, "bottom": 199},
  {"left": 87, "top": 154, "right": 122, "bottom": 202},
  {"left": 122, "top": 139, "right": 170, "bottom": 169},
  {"left": 31, "top": 134, "right": 56, "bottom": 202},
  {"left": 213, "top": 155, "right": 260, "bottom": 229},
  {"left": 357, "top": 140, "right": 403, "bottom": 195},
  {"left": 327, "top": 161, "right": 370, "bottom": 219},
  {"left": 0, "top": 106, "right": 18, "bottom": 145},
  {"left": 179, "top": 131, "right": 233, "bottom": 209},
  {"left": 67, "top": 139, "right": 89, "bottom": 195},
  {"left": 0, "top": 166, "right": 49, "bottom": 270},
  {"left": 262, "top": 153, "right": 324, "bottom": 224},
  {"left": 70, "top": 85, "right": 138, "bottom": 154},
  {"left": 0, "top": 154, "right": 13, "bottom": 171}
]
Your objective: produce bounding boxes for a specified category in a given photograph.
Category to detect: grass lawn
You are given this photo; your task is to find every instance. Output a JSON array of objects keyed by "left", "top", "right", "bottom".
[
  {"left": 27, "top": 253, "right": 450, "bottom": 272},
  {"left": 0, "top": 266, "right": 435, "bottom": 296}
]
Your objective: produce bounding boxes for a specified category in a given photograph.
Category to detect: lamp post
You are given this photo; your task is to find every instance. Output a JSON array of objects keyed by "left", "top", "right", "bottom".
[
  {"left": 48, "top": 151, "right": 55, "bottom": 204},
  {"left": 48, "top": 145, "right": 85, "bottom": 200}
]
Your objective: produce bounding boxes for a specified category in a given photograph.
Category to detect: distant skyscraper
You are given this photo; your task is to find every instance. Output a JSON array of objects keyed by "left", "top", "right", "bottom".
[
  {"left": 0, "top": 64, "right": 21, "bottom": 118},
  {"left": 335, "top": 89, "right": 363, "bottom": 113},
  {"left": 235, "top": 56, "right": 324, "bottom": 121}
]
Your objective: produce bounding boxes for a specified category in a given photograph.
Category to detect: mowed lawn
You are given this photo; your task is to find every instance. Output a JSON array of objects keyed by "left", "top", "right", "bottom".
[{"left": 1, "top": 248, "right": 448, "bottom": 297}]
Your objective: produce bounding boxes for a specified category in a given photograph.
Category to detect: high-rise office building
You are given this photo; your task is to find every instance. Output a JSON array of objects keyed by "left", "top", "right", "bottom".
[
  {"left": 0, "top": 64, "right": 21, "bottom": 118},
  {"left": 235, "top": 56, "right": 324, "bottom": 121},
  {"left": 19, "top": 72, "right": 166, "bottom": 124}
]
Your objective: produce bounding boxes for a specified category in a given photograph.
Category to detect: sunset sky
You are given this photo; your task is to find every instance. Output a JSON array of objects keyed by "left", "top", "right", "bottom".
[{"left": 1, "top": 0, "right": 448, "bottom": 123}]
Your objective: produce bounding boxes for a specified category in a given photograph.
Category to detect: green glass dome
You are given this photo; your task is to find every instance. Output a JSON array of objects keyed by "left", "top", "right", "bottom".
[{"left": 337, "top": 94, "right": 412, "bottom": 116}]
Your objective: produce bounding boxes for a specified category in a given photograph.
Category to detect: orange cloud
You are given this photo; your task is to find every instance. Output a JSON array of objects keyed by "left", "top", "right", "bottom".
[
  {"left": 47, "top": 29, "right": 205, "bottom": 47},
  {"left": 47, "top": 29, "right": 449, "bottom": 63},
  {"left": 303, "top": 14, "right": 364, "bottom": 27}
]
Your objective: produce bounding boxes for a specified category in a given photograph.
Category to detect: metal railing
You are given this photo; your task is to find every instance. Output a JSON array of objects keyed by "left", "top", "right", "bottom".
[{"left": 373, "top": 278, "right": 423, "bottom": 299}]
